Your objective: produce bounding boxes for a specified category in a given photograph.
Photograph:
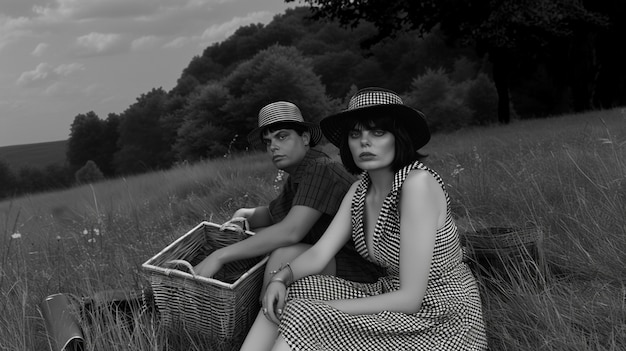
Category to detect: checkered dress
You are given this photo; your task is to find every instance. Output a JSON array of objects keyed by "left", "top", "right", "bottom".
[{"left": 278, "top": 161, "right": 487, "bottom": 350}]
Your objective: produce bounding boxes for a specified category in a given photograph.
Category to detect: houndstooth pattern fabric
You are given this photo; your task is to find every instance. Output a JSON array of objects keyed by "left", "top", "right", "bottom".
[
  {"left": 347, "top": 88, "right": 403, "bottom": 109},
  {"left": 278, "top": 161, "right": 488, "bottom": 350}
]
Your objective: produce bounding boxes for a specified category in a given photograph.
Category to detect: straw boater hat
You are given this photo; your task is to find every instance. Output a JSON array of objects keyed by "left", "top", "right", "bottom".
[
  {"left": 247, "top": 101, "right": 322, "bottom": 148},
  {"left": 320, "top": 87, "right": 430, "bottom": 150}
]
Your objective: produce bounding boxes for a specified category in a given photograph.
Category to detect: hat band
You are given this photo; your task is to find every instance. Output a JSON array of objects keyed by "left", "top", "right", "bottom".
[
  {"left": 348, "top": 91, "right": 403, "bottom": 110},
  {"left": 258, "top": 102, "right": 304, "bottom": 128}
]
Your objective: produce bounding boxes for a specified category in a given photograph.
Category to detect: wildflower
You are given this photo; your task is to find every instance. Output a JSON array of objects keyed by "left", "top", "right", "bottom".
[
  {"left": 223, "top": 134, "right": 239, "bottom": 158},
  {"left": 82, "top": 229, "right": 88, "bottom": 235},
  {"left": 94, "top": 228, "right": 100, "bottom": 236},
  {"left": 275, "top": 170, "right": 284, "bottom": 182},
  {"left": 11, "top": 232, "right": 22, "bottom": 239},
  {"left": 56, "top": 235, "right": 61, "bottom": 240},
  {"left": 88, "top": 238, "right": 96, "bottom": 243},
  {"left": 451, "top": 164, "right": 465, "bottom": 178},
  {"left": 274, "top": 170, "right": 285, "bottom": 193},
  {"left": 472, "top": 146, "right": 482, "bottom": 164}
]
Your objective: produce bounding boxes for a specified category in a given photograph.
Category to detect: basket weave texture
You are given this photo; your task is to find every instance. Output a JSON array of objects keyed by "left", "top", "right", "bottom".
[
  {"left": 461, "top": 226, "right": 542, "bottom": 255},
  {"left": 460, "top": 226, "right": 545, "bottom": 278},
  {"left": 142, "top": 221, "right": 267, "bottom": 341}
]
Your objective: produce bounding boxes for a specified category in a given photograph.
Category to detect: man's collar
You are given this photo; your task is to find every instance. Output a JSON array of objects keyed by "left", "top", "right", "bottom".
[{"left": 290, "top": 148, "right": 328, "bottom": 183}]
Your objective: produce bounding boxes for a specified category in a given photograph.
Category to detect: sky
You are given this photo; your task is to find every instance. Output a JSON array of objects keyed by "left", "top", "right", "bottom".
[{"left": 0, "top": 0, "right": 294, "bottom": 147}]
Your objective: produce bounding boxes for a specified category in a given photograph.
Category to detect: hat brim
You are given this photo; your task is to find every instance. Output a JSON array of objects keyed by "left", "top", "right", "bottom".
[
  {"left": 320, "top": 104, "right": 430, "bottom": 150},
  {"left": 247, "top": 121, "right": 323, "bottom": 149}
]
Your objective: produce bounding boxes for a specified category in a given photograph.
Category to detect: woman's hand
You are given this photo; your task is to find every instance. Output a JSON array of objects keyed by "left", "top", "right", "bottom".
[
  {"left": 262, "top": 281, "right": 287, "bottom": 325},
  {"left": 231, "top": 208, "right": 253, "bottom": 221},
  {"left": 193, "top": 252, "right": 223, "bottom": 278}
]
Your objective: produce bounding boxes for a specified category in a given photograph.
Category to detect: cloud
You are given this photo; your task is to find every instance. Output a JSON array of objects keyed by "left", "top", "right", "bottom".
[
  {"left": 43, "top": 81, "right": 67, "bottom": 96},
  {"left": 0, "top": 14, "right": 32, "bottom": 51},
  {"left": 33, "top": 0, "right": 163, "bottom": 21},
  {"left": 76, "top": 32, "right": 124, "bottom": 55},
  {"left": 32, "top": 42, "right": 49, "bottom": 56},
  {"left": 199, "top": 11, "right": 273, "bottom": 46},
  {"left": 43, "top": 80, "right": 100, "bottom": 98},
  {"left": 17, "top": 63, "right": 52, "bottom": 86},
  {"left": 163, "top": 36, "right": 190, "bottom": 49},
  {"left": 54, "top": 63, "right": 85, "bottom": 76},
  {"left": 16, "top": 62, "right": 85, "bottom": 87},
  {"left": 131, "top": 35, "right": 160, "bottom": 51}
]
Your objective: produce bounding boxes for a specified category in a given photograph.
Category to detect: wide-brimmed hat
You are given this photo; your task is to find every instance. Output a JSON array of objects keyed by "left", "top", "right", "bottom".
[
  {"left": 320, "top": 88, "right": 430, "bottom": 150},
  {"left": 247, "top": 101, "right": 322, "bottom": 148}
]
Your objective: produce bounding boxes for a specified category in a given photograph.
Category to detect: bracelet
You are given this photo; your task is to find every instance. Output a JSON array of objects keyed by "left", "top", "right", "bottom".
[
  {"left": 268, "top": 276, "right": 289, "bottom": 287},
  {"left": 269, "top": 263, "right": 294, "bottom": 287}
]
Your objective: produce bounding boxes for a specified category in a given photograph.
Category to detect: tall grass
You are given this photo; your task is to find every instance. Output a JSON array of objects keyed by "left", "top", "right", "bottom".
[
  {"left": 1, "top": 152, "right": 279, "bottom": 351},
  {"left": 1, "top": 108, "right": 625, "bottom": 350}
]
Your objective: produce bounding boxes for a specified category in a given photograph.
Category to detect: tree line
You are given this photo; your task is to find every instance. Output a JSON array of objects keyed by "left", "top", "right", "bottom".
[{"left": 1, "top": 3, "right": 623, "bottom": 200}]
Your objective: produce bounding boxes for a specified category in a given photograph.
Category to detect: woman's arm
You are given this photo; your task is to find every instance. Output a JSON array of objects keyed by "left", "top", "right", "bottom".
[
  {"left": 264, "top": 183, "right": 357, "bottom": 322},
  {"left": 326, "top": 170, "right": 445, "bottom": 315},
  {"left": 284, "top": 183, "right": 356, "bottom": 278},
  {"left": 233, "top": 206, "right": 273, "bottom": 229}
]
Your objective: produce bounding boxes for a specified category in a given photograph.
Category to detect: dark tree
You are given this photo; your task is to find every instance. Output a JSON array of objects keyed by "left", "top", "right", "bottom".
[
  {"left": 67, "top": 111, "right": 104, "bottom": 171},
  {"left": 287, "top": 0, "right": 607, "bottom": 123},
  {"left": 578, "top": 0, "right": 626, "bottom": 109},
  {"left": 173, "top": 83, "right": 232, "bottom": 161},
  {"left": 75, "top": 160, "right": 105, "bottom": 184},
  {"left": 17, "top": 165, "right": 48, "bottom": 194},
  {"left": 67, "top": 111, "right": 119, "bottom": 177},
  {"left": 43, "top": 163, "right": 73, "bottom": 190},
  {"left": 172, "top": 56, "right": 224, "bottom": 96},
  {"left": 222, "top": 44, "right": 333, "bottom": 150},
  {"left": 114, "top": 88, "right": 171, "bottom": 174},
  {"left": 0, "top": 158, "right": 17, "bottom": 199},
  {"left": 99, "top": 113, "right": 121, "bottom": 176}
]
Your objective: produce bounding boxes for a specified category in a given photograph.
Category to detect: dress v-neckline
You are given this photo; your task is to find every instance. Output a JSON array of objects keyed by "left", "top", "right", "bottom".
[
  {"left": 354, "top": 174, "right": 392, "bottom": 264},
  {"left": 363, "top": 190, "right": 389, "bottom": 261}
]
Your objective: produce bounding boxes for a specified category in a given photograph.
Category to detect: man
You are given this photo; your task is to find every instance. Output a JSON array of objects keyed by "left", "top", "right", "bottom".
[{"left": 193, "top": 101, "right": 383, "bottom": 287}]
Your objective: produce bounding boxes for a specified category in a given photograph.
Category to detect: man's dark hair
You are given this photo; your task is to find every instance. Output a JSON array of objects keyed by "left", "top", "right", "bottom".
[
  {"left": 338, "top": 117, "right": 427, "bottom": 174},
  {"left": 261, "top": 122, "right": 316, "bottom": 147}
]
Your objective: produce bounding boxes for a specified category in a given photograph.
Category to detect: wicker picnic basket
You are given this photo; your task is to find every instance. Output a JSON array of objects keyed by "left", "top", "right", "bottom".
[
  {"left": 142, "top": 221, "right": 268, "bottom": 341},
  {"left": 460, "top": 226, "right": 545, "bottom": 279}
]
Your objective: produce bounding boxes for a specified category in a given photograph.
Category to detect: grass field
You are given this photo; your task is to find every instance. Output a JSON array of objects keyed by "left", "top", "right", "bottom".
[
  {"left": 0, "top": 140, "right": 68, "bottom": 169},
  {"left": 1, "top": 108, "right": 625, "bottom": 350}
]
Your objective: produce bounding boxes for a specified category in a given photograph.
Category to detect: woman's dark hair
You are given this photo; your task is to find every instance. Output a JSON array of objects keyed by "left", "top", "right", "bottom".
[
  {"left": 261, "top": 122, "right": 316, "bottom": 147},
  {"left": 338, "top": 116, "right": 427, "bottom": 174}
]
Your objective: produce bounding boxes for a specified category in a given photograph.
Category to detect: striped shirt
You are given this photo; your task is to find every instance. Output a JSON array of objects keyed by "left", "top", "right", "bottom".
[{"left": 268, "top": 148, "right": 355, "bottom": 245}]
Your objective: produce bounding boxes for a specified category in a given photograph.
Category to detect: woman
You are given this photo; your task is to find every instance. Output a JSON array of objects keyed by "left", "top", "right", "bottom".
[{"left": 241, "top": 88, "right": 487, "bottom": 350}]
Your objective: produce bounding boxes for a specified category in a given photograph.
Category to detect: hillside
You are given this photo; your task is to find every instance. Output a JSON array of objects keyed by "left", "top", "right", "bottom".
[{"left": 0, "top": 140, "right": 68, "bottom": 169}]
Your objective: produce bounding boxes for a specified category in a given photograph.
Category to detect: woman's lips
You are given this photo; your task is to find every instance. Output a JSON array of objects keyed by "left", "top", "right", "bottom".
[{"left": 358, "top": 152, "right": 375, "bottom": 160}]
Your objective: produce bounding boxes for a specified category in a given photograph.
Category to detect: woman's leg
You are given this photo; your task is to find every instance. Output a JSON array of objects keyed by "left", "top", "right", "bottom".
[
  {"left": 271, "top": 334, "right": 291, "bottom": 351},
  {"left": 240, "top": 311, "right": 279, "bottom": 351},
  {"left": 243, "top": 244, "right": 336, "bottom": 350}
]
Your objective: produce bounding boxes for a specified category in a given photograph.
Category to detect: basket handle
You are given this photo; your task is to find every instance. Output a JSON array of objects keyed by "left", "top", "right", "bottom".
[
  {"left": 219, "top": 216, "right": 250, "bottom": 233},
  {"left": 164, "top": 259, "right": 197, "bottom": 277}
]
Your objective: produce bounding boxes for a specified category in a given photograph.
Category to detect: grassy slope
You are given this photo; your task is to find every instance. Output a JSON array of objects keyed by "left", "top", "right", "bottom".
[
  {"left": 0, "top": 140, "right": 68, "bottom": 169},
  {"left": 1, "top": 108, "right": 625, "bottom": 350}
]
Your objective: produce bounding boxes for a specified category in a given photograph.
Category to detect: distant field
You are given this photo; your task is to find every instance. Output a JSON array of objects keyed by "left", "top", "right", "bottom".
[{"left": 0, "top": 140, "right": 67, "bottom": 169}]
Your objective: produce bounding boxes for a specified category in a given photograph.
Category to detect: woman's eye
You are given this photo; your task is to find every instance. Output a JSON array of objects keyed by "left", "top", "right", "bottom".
[
  {"left": 348, "top": 130, "right": 360, "bottom": 139},
  {"left": 372, "top": 129, "right": 386, "bottom": 136}
]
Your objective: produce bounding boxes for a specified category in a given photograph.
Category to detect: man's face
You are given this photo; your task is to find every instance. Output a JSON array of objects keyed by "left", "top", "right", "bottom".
[{"left": 262, "top": 128, "right": 310, "bottom": 173}]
